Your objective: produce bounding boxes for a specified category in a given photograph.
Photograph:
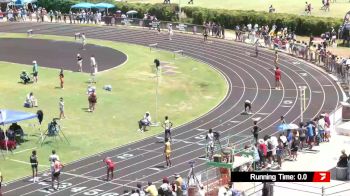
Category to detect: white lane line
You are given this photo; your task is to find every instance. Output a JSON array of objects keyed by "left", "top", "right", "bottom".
[
  {"left": 8, "top": 158, "right": 50, "bottom": 168},
  {"left": 13, "top": 147, "right": 37, "bottom": 154}
]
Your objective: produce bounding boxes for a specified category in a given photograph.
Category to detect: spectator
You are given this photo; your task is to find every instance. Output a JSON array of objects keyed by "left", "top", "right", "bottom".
[
  {"left": 138, "top": 112, "right": 152, "bottom": 132},
  {"left": 59, "top": 69, "right": 64, "bottom": 89},
  {"left": 251, "top": 120, "right": 260, "bottom": 143},
  {"left": 20, "top": 71, "right": 31, "bottom": 84},
  {"left": 88, "top": 91, "right": 97, "bottom": 112},
  {"left": 337, "top": 150, "right": 349, "bottom": 167},
  {"left": 159, "top": 177, "right": 172, "bottom": 196},
  {"left": 24, "top": 92, "right": 38, "bottom": 108},
  {"left": 0, "top": 170, "right": 3, "bottom": 195},
  {"left": 174, "top": 174, "right": 184, "bottom": 196},
  {"left": 32, "top": 60, "right": 39, "bottom": 83},
  {"left": 145, "top": 181, "right": 158, "bottom": 196},
  {"left": 276, "top": 139, "right": 284, "bottom": 169},
  {"left": 59, "top": 97, "right": 65, "bottom": 119},
  {"left": 136, "top": 183, "right": 146, "bottom": 196}
]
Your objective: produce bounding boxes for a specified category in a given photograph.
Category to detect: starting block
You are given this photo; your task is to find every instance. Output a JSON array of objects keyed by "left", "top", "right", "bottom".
[
  {"left": 27, "top": 29, "right": 33, "bottom": 37},
  {"left": 173, "top": 50, "right": 184, "bottom": 59},
  {"left": 74, "top": 32, "right": 81, "bottom": 40},
  {"left": 149, "top": 43, "right": 158, "bottom": 52}
]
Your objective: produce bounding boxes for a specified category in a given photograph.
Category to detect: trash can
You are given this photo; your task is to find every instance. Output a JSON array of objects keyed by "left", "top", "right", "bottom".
[{"left": 336, "top": 167, "right": 348, "bottom": 180}]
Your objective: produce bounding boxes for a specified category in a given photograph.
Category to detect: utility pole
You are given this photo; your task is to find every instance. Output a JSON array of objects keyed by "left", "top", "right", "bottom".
[{"left": 299, "top": 86, "right": 307, "bottom": 123}]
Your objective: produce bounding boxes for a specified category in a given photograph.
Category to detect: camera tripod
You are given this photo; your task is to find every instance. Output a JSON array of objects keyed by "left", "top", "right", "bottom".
[
  {"left": 38, "top": 119, "right": 69, "bottom": 146},
  {"left": 187, "top": 162, "right": 201, "bottom": 188}
]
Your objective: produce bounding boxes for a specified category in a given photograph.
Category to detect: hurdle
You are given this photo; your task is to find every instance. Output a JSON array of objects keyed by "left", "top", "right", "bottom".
[
  {"left": 173, "top": 50, "right": 184, "bottom": 59},
  {"left": 149, "top": 43, "right": 158, "bottom": 52},
  {"left": 27, "top": 29, "right": 33, "bottom": 37},
  {"left": 74, "top": 32, "right": 81, "bottom": 40}
]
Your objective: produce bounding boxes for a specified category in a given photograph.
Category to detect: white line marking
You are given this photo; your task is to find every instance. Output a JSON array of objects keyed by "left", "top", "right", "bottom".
[
  {"left": 13, "top": 147, "right": 37, "bottom": 154},
  {"left": 149, "top": 167, "right": 162, "bottom": 171}
]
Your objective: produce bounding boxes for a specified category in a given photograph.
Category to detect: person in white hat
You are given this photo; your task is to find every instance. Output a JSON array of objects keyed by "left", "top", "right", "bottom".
[
  {"left": 32, "top": 60, "right": 38, "bottom": 83},
  {"left": 77, "top": 53, "right": 83, "bottom": 72}
]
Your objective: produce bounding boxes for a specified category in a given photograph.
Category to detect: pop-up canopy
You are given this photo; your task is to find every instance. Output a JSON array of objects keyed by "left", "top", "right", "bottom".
[
  {"left": 71, "top": 2, "right": 95, "bottom": 9},
  {"left": 0, "top": 109, "right": 37, "bottom": 125}
]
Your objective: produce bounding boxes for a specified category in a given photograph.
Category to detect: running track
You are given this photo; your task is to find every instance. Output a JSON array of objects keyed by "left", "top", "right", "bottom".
[{"left": 0, "top": 23, "right": 343, "bottom": 196}]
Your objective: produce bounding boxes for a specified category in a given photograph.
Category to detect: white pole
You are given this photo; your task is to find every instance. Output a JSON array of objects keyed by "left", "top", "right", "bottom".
[
  {"left": 299, "top": 86, "right": 307, "bottom": 123},
  {"left": 155, "top": 68, "right": 159, "bottom": 125},
  {"left": 179, "top": 0, "right": 181, "bottom": 22}
]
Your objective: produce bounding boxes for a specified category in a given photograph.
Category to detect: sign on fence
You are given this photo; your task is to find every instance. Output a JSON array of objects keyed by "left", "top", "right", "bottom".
[{"left": 176, "top": 23, "right": 187, "bottom": 31}]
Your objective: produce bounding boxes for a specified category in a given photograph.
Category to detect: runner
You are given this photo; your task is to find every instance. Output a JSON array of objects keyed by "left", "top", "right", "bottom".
[
  {"left": 255, "top": 44, "right": 259, "bottom": 57},
  {"left": 81, "top": 33, "right": 86, "bottom": 50},
  {"left": 164, "top": 138, "right": 172, "bottom": 167},
  {"left": 51, "top": 159, "right": 63, "bottom": 190},
  {"left": 274, "top": 51, "right": 279, "bottom": 67},
  {"left": 157, "top": 22, "right": 161, "bottom": 34},
  {"left": 49, "top": 150, "right": 59, "bottom": 182},
  {"left": 275, "top": 66, "right": 281, "bottom": 90},
  {"left": 59, "top": 69, "right": 64, "bottom": 89},
  {"left": 162, "top": 116, "right": 173, "bottom": 141},
  {"left": 77, "top": 53, "right": 83, "bottom": 72},
  {"left": 30, "top": 150, "right": 38, "bottom": 182},
  {"left": 206, "top": 129, "right": 214, "bottom": 159},
  {"left": 244, "top": 100, "right": 252, "bottom": 114},
  {"left": 103, "top": 157, "right": 115, "bottom": 181}
]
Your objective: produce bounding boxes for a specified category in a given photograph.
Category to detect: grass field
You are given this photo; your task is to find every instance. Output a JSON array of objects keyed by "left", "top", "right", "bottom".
[
  {"left": 0, "top": 33, "right": 227, "bottom": 182},
  {"left": 128, "top": 0, "right": 350, "bottom": 18}
]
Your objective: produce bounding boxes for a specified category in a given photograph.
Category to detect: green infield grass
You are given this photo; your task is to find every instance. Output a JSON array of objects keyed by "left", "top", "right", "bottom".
[
  {"left": 128, "top": 0, "right": 349, "bottom": 19},
  {"left": 0, "top": 33, "right": 227, "bottom": 182}
]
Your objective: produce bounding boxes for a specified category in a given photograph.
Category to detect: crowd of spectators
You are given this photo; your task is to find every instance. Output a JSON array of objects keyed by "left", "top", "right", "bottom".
[{"left": 0, "top": 123, "right": 25, "bottom": 150}]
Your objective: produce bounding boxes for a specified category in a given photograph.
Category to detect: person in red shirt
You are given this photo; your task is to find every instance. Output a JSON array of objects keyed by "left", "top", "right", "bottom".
[
  {"left": 275, "top": 66, "right": 281, "bottom": 90},
  {"left": 103, "top": 157, "right": 115, "bottom": 181}
]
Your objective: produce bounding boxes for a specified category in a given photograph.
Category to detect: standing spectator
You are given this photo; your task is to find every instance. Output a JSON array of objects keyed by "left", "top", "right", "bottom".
[
  {"left": 174, "top": 174, "right": 184, "bottom": 196},
  {"left": 77, "top": 53, "right": 83, "bottom": 72},
  {"left": 290, "top": 136, "right": 299, "bottom": 161},
  {"left": 168, "top": 24, "right": 173, "bottom": 40},
  {"left": 145, "top": 181, "right": 158, "bottom": 196},
  {"left": 90, "top": 55, "right": 97, "bottom": 76},
  {"left": 48, "top": 10, "right": 54, "bottom": 22},
  {"left": 81, "top": 33, "right": 87, "bottom": 50},
  {"left": 32, "top": 60, "right": 38, "bottom": 83},
  {"left": 30, "top": 150, "right": 38, "bottom": 182},
  {"left": 159, "top": 177, "right": 172, "bottom": 196},
  {"left": 59, "top": 97, "right": 65, "bottom": 119},
  {"left": 136, "top": 183, "right": 146, "bottom": 196},
  {"left": 258, "top": 139, "right": 267, "bottom": 168},
  {"left": 88, "top": 91, "right": 97, "bottom": 112},
  {"left": 59, "top": 69, "right": 64, "bottom": 89},
  {"left": 274, "top": 51, "right": 279, "bottom": 67},
  {"left": 276, "top": 139, "right": 284, "bottom": 169},
  {"left": 318, "top": 114, "right": 326, "bottom": 143}
]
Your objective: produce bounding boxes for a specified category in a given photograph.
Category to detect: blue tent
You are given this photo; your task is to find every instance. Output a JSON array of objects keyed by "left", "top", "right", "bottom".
[
  {"left": 0, "top": 109, "right": 37, "bottom": 125},
  {"left": 93, "top": 3, "right": 115, "bottom": 9},
  {"left": 71, "top": 2, "right": 95, "bottom": 9}
]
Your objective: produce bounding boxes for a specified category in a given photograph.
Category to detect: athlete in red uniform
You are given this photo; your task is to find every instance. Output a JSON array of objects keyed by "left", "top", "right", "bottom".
[
  {"left": 275, "top": 66, "right": 281, "bottom": 90},
  {"left": 103, "top": 157, "right": 115, "bottom": 181}
]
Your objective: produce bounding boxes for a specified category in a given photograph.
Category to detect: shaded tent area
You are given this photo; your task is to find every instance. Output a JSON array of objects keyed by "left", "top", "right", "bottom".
[
  {"left": 0, "top": 109, "right": 38, "bottom": 152},
  {"left": 71, "top": 2, "right": 115, "bottom": 10}
]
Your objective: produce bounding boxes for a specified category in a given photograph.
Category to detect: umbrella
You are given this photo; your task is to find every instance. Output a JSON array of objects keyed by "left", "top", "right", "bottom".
[
  {"left": 126, "top": 10, "right": 138, "bottom": 18},
  {"left": 126, "top": 10, "right": 138, "bottom": 15},
  {"left": 71, "top": 3, "right": 95, "bottom": 9},
  {"left": 116, "top": 10, "right": 122, "bottom": 13},
  {"left": 277, "top": 123, "right": 289, "bottom": 132},
  {"left": 93, "top": 3, "right": 115, "bottom": 9}
]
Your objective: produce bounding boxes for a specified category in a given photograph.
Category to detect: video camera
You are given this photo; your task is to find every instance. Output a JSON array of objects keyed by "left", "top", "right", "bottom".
[{"left": 48, "top": 118, "right": 60, "bottom": 136}]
